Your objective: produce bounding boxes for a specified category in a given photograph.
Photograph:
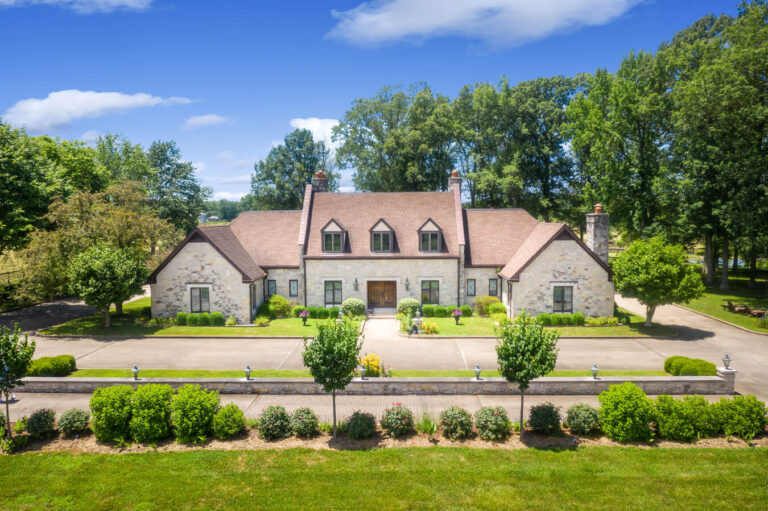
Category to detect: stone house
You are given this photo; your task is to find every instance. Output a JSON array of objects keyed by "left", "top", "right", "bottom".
[{"left": 149, "top": 171, "right": 613, "bottom": 323}]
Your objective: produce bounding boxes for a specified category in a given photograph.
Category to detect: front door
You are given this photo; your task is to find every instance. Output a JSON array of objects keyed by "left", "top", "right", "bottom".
[{"left": 367, "top": 281, "right": 396, "bottom": 308}]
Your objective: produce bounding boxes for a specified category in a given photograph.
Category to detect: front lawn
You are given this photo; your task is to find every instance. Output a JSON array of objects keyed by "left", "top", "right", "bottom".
[
  {"left": 40, "top": 298, "right": 360, "bottom": 337},
  {"left": 681, "top": 277, "right": 768, "bottom": 333},
  {"left": 0, "top": 448, "right": 765, "bottom": 509}
]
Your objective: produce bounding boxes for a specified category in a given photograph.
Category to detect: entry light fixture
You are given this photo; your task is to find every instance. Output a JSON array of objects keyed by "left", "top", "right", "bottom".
[
  {"left": 245, "top": 364, "right": 252, "bottom": 380},
  {"left": 354, "top": 278, "right": 358, "bottom": 291},
  {"left": 132, "top": 364, "right": 140, "bottom": 381},
  {"left": 474, "top": 363, "right": 482, "bottom": 381},
  {"left": 591, "top": 362, "right": 599, "bottom": 380},
  {"left": 405, "top": 278, "right": 410, "bottom": 290},
  {"left": 723, "top": 354, "right": 731, "bottom": 370}
]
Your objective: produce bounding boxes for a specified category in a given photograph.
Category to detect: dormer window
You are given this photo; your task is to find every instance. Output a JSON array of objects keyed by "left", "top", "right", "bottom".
[
  {"left": 418, "top": 218, "right": 442, "bottom": 253},
  {"left": 321, "top": 219, "right": 345, "bottom": 254},
  {"left": 369, "top": 219, "right": 394, "bottom": 253}
]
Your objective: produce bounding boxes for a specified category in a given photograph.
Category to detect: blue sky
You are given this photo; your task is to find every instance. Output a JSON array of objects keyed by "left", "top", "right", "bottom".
[{"left": 0, "top": 0, "right": 737, "bottom": 199}]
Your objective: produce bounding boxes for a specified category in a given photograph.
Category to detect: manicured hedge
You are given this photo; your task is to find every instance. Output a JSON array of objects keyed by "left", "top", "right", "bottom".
[
  {"left": 459, "top": 305, "right": 472, "bottom": 317},
  {"left": 90, "top": 385, "right": 134, "bottom": 443},
  {"left": 421, "top": 304, "right": 435, "bottom": 317},
  {"left": 213, "top": 403, "right": 246, "bottom": 440},
  {"left": 397, "top": 298, "right": 420, "bottom": 316},
  {"left": 28, "top": 355, "right": 76, "bottom": 376},
  {"left": 664, "top": 356, "right": 717, "bottom": 376},
  {"left": 170, "top": 384, "right": 220, "bottom": 444},
  {"left": 130, "top": 384, "right": 174, "bottom": 443},
  {"left": 598, "top": 382, "right": 654, "bottom": 443}
]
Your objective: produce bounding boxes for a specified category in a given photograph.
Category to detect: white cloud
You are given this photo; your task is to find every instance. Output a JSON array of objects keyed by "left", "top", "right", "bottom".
[
  {"left": 0, "top": 0, "right": 151, "bottom": 13},
  {"left": 193, "top": 161, "right": 207, "bottom": 174},
  {"left": 218, "top": 174, "right": 252, "bottom": 185},
  {"left": 212, "top": 191, "right": 246, "bottom": 201},
  {"left": 339, "top": 186, "right": 355, "bottom": 193},
  {"left": 289, "top": 117, "right": 340, "bottom": 150},
  {"left": 4, "top": 89, "right": 191, "bottom": 132},
  {"left": 79, "top": 130, "right": 101, "bottom": 143},
  {"left": 327, "top": 0, "right": 642, "bottom": 47},
  {"left": 183, "top": 114, "right": 228, "bottom": 130},
  {"left": 216, "top": 150, "right": 253, "bottom": 170}
]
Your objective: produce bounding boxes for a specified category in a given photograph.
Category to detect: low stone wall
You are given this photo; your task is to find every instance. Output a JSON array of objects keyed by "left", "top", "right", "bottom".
[{"left": 21, "top": 369, "right": 736, "bottom": 396}]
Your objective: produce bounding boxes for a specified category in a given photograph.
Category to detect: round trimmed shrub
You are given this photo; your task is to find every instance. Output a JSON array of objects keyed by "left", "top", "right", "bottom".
[
  {"left": 565, "top": 404, "right": 600, "bottom": 435},
  {"left": 459, "top": 305, "right": 472, "bottom": 317},
  {"left": 198, "top": 312, "right": 211, "bottom": 326},
  {"left": 292, "top": 305, "right": 307, "bottom": 318},
  {"left": 175, "top": 312, "right": 188, "bottom": 325},
  {"left": 475, "top": 406, "right": 510, "bottom": 440},
  {"left": 130, "top": 384, "right": 174, "bottom": 443},
  {"left": 571, "top": 312, "right": 585, "bottom": 326},
  {"left": 210, "top": 311, "right": 225, "bottom": 326},
  {"left": 488, "top": 302, "right": 506, "bottom": 315},
  {"left": 654, "top": 395, "right": 704, "bottom": 442},
  {"left": 474, "top": 295, "right": 501, "bottom": 316},
  {"left": 26, "top": 408, "right": 56, "bottom": 439},
  {"left": 434, "top": 305, "right": 449, "bottom": 318},
  {"left": 90, "top": 385, "right": 134, "bottom": 443},
  {"left": 341, "top": 298, "right": 366, "bottom": 317},
  {"left": 421, "top": 304, "right": 435, "bottom": 317},
  {"left": 58, "top": 409, "right": 90, "bottom": 437},
  {"left": 258, "top": 405, "right": 291, "bottom": 441},
  {"left": 347, "top": 411, "right": 376, "bottom": 439},
  {"left": 170, "top": 384, "right": 220, "bottom": 444},
  {"left": 397, "top": 298, "right": 420, "bottom": 316},
  {"left": 529, "top": 402, "right": 561, "bottom": 435},
  {"left": 212, "top": 403, "right": 246, "bottom": 440},
  {"left": 268, "top": 295, "right": 292, "bottom": 318},
  {"left": 598, "top": 382, "right": 654, "bottom": 443},
  {"left": 186, "top": 313, "right": 200, "bottom": 326},
  {"left": 290, "top": 407, "right": 319, "bottom": 437},
  {"left": 328, "top": 306, "right": 341, "bottom": 319},
  {"left": 536, "top": 313, "right": 552, "bottom": 325},
  {"left": 27, "top": 355, "right": 76, "bottom": 376},
  {"left": 439, "top": 406, "right": 473, "bottom": 440},
  {"left": 714, "top": 395, "right": 767, "bottom": 442},
  {"left": 381, "top": 405, "right": 414, "bottom": 437}
]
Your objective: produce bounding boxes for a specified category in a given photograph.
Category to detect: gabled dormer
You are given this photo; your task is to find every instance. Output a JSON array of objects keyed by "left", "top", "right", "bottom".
[
  {"left": 418, "top": 218, "right": 443, "bottom": 253},
  {"left": 369, "top": 218, "right": 394, "bottom": 253},
  {"left": 321, "top": 219, "right": 345, "bottom": 254}
]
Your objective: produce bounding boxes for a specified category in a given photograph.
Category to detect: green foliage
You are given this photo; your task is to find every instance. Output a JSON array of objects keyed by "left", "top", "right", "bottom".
[
  {"left": 14, "top": 417, "right": 27, "bottom": 434},
  {"left": 306, "top": 306, "right": 330, "bottom": 319},
  {"left": 475, "top": 407, "right": 510, "bottom": 441},
  {"left": 170, "top": 384, "right": 220, "bottom": 444},
  {"left": 212, "top": 403, "right": 246, "bottom": 440},
  {"left": 536, "top": 313, "right": 551, "bottom": 325},
  {"left": 90, "top": 385, "right": 134, "bottom": 443},
  {"left": 584, "top": 316, "right": 619, "bottom": 326},
  {"left": 421, "top": 321, "right": 439, "bottom": 334},
  {"left": 319, "top": 420, "right": 347, "bottom": 435},
  {"left": 598, "top": 383, "right": 655, "bottom": 443},
  {"left": 328, "top": 306, "right": 341, "bottom": 319},
  {"left": 488, "top": 302, "right": 506, "bottom": 315},
  {"left": 421, "top": 304, "right": 434, "bottom": 317},
  {"left": 713, "top": 395, "right": 767, "bottom": 442},
  {"left": 346, "top": 411, "right": 376, "bottom": 439},
  {"left": 654, "top": 395, "right": 719, "bottom": 442},
  {"left": 58, "top": 409, "right": 90, "bottom": 437},
  {"left": 130, "top": 384, "right": 174, "bottom": 443},
  {"left": 460, "top": 305, "right": 473, "bottom": 317},
  {"left": 565, "top": 404, "right": 601, "bottom": 435},
  {"left": 572, "top": 312, "right": 585, "bottom": 325},
  {"left": 258, "top": 406, "right": 291, "bottom": 441},
  {"left": 27, "top": 354, "right": 76, "bottom": 376},
  {"left": 225, "top": 316, "right": 237, "bottom": 326},
  {"left": 492, "top": 313, "right": 511, "bottom": 326},
  {"left": 198, "top": 312, "right": 211, "bottom": 326},
  {"left": 175, "top": 312, "right": 188, "bottom": 325},
  {"left": 210, "top": 312, "right": 225, "bottom": 326},
  {"left": 612, "top": 238, "right": 705, "bottom": 325},
  {"left": 186, "top": 313, "right": 199, "bottom": 326},
  {"left": 290, "top": 407, "right": 319, "bottom": 437},
  {"left": 1, "top": 434, "right": 28, "bottom": 453},
  {"left": 439, "top": 406, "right": 473, "bottom": 440},
  {"left": 26, "top": 409, "right": 56, "bottom": 439},
  {"left": 302, "top": 321, "right": 362, "bottom": 396},
  {"left": 415, "top": 415, "right": 438, "bottom": 436},
  {"left": 381, "top": 405, "right": 415, "bottom": 437},
  {"left": 474, "top": 296, "right": 502, "bottom": 316},
  {"left": 341, "top": 298, "right": 366, "bottom": 317},
  {"left": 253, "top": 316, "right": 270, "bottom": 327},
  {"left": 292, "top": 305, "right": 308, "bottom": 318},
  {"left": 268, "top": 295, "right": 292, "bottom": 318},
  {"left": 664, "top": 356, "right": 716, "bottom": 376},
  {"left": 433, "top": 306, "right": 449, "bottom": 318},
  {"left": 529, "top": 402, "right": 562, "bottom": 435},
  {"left": 397, "top": 298, "right": 420, "bottom": 316}
]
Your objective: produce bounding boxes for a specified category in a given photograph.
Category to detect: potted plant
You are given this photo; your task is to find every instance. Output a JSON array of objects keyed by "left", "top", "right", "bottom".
[
  {"left": 300, "top": 309, "right": 309, "bottom": 326},
  {"left": 452, "top": 309, "right": 462, "bottom": 325}
]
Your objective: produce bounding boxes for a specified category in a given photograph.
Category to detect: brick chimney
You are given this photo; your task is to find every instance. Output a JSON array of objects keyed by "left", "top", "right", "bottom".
[
  {"left": 586, "top": 204, "right": 609, "bottom": 264},
  {"left": 448, "top": 169, "right": 462, "bottom": 190},
  {"left": 312, "top": 170, "right": 328, "bottom": 192}
]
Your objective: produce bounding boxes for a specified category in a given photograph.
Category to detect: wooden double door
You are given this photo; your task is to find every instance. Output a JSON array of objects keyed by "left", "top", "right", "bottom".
[{"left": 367, "top": 281, "right": 396, "bottom": 308}]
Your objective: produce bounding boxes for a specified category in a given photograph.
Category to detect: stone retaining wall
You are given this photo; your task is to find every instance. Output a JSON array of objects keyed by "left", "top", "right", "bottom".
[{"left": 21, "top": 369, "right": 736, "bottom": 396}]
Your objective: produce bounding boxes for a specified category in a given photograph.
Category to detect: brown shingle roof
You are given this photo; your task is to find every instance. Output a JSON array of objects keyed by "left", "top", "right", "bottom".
[
  {"left": 304, "top": 191, "right": 460, "bottom": 258},
  {"left": 230, "top": 210, "right": 302, "bottom": 267},
  {"left": 464, "top": 209, "right": 540, "bottom": 267}
]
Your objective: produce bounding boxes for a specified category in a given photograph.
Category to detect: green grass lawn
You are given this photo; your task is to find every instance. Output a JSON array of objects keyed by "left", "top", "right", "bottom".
[
  {"left": 681, "top": 276, "right": 768, "bottom": 333},
  {"left": 0, "top": 448, "right": 766, "bottom": 510},
  {"left": 67, "top": 368, "right": 667, "bottom": 378},
  {"left": 40, "top": 298, "right": 360, "bottom": 337},
  {"left": 425, "top": 311, "right": 675, "bottom": 337}
]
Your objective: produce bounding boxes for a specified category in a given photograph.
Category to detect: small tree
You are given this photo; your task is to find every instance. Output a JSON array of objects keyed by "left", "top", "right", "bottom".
[
  {"left": 68, "top": 243, "right": 148, "bottom": 327},
  {"left": 496, "top": 311, "right": 558, "bottom": 429},
  {"left": 301, "top": 320, "right": 362, "bottom": 435},
  {"left": 612, "top": 237, "right": 705, "bottom": 326},
  {"left": 0, "top": 324, "right": 36, "bottom": 437}
]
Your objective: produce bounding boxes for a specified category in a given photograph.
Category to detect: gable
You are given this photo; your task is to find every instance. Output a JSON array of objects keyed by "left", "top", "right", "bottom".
[
  {"left": 322, "top": 220, "right": 344, "bottom": 232},
  {"left": 419, "top": 219, "right": 440, "bottom": 232},
  {"left": 371, "top": 219, "right": 391, "bottom": 232}
]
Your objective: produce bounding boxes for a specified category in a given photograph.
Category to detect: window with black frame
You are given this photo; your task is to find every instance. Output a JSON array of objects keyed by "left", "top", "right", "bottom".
[
  {"left": 372, "top": 231, "right": 391, "bottom": 252},
  {"left": 489, "top": 278, "right": 498, "bottom": 296},
  {"left": 323, "top": 232, "right": 342, "bottom": 253},
  {"left": 553, "top": 286, "right": 573, "bottom": 313},
  {"left": 421, "top": 280, "right": 439, "bottom": 304},
  {"left": 420, "top": 231, "right": 439, "bottom": 252},
  {"left": 325, "top": 280, "right": 342, "bottom": 307},
  {"left": 289, "top": 279, "right": 298, "bottom": 297},
  {"left": 466, "top": 279, "right": 476, "bottom": 296},
  {"left": 190, "top": 287, "right": 210, "bottom": 313},
  {"left": 267, "top": 280, "right": 276, "bottom": 297}
]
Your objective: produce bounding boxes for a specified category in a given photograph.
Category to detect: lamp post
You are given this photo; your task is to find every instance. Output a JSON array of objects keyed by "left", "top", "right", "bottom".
[
  {"left": 474, "top": 363, "right": 482, "bottom": 380},
  {"left": 245, "top": 364, "right": 252, "bottom": 380},
  {"left": 591, "top": 362, "right": 599, "bottom": 380},
  {"left": 336, "top": 309, "right": 343, "bottom": 325},
  {"left": 723, "top": 354, "right": 731, "bottom": 370},
  {"left": 132, "top": 364, "right": 139, "bottom": 381}
]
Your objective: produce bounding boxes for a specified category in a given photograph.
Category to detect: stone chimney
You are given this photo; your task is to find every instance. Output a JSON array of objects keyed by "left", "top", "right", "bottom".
[
  {"left": 586, "top": 204, "right": 609, "bottom": 264},
  {"left": 312, "top": 170, "right": 328, "bottom": 192},
  {"left": 448, "top": 169, "right": 462, "bottom": 190}
]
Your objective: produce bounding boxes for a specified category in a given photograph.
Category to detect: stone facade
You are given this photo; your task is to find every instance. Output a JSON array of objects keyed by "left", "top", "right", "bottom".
[
  {"left": 263, "top": 268, "right": 301, "bottom": 303},
  {"left": 304, "top": 258, "right": 459, "bottom": 307},
  {"left": 586, "top": 211, "right": 610, "bottom": 264},
  {"left": 463, "top": 267, "right": 501, "bottom": 307},
  {"left": 507, "top": 239, "right": 613, "bottom": 317},
  {"left": 150, "top": 241, "right": 252, "bottom": 323}
]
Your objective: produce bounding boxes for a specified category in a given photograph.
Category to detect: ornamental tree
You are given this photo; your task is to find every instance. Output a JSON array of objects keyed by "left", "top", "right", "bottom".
[
  {"left": 67, "top": 243, "right": 148, "bottom": 327},
  {"left": 612, "top": 237, "right": 705, "bottom": 326},
  {"left": 496, "top": 311, "right": 559, "bottom": 429},
  {"left": 0, "top": 324, "right": 36, "bottom": 438},
  {"left": 301, "top": 320, "right": 362, "bottom": 435}
]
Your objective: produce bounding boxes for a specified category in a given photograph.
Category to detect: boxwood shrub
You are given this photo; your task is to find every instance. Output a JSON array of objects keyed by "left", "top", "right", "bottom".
[
  {"left": 536, "top": 313, "right": 552, "bottom": 325},
  {"left": 170, "top": 384, "right": 220, "bottom": 444},
  {"left": 459, "top": 305, "right": 472, "bottom": 317},
  {"left": 475, "top": 406, "right": 510, "bottom": 440},
  {"left": 433, "top": 306, "right": 449, "bottom": 318},
  {"left": 328, "top": 306, "right": 341, "bottom": 319},
  {"left": 58, "top": 409, "right": 90, "bottom": 437},
  {"left": 210, "top": 311, "right": 225, "bottom": 326},
  {"left": 439, "top": 406, "right": 473, "bottom": 440},
  {"left": 212, "top": 403, "right": 246, "bottom": 440},
  {"left": 26, "top": 408, "right": 56, "bottom": 439},
  {"left": 258, "top": 405, "right": 291, "bottom": 441},
  {"left": 474, "top": 295, "right": 501, "bottom": 316},
  {"left": 347, "top": 411, "right": 376, "bottom": 439},
  {"left": 90, "top": 385, "right": 134, "bottom": 443},
  {"left": 488, "top": 302, "right": 506, "bottom": 315},
  {"left": 292, "top": 305, "right": 307, "bottom": 318},
  {"left": 27, "top": 355, "right": 76, "bottom": 376},
  {"left": 130, "top": 384, "right": 174, "bottom": 443},
  {"left": 290, "top": 407, "right": 319, "bottom": 437},
  {"left": 397, "top": 298, "right": 420, "bottom": 317},
  {"left": 175, "top": 312, "right": 188, "bottom": 325},
  {"left": 186, "top": 313, "right": 200, "bottom": 326},
  {"left": 268, "top": 295, "right": 292, "bottom": 318},
  {"left": 341, "top": 298, "right": 366, "bottom": 317},
  {"left": 529, "top": 402, "right": 561, "bottom": 435},
  {"left": 421, "top": 304, "right": 435, "bottom": 317},
  {"left": 664, "top": 356, "right": 716, "bottom": 376},
  {"left": 572, "top": 312, "right": 585, "bottom": 326},
  {"left": 713, "top": 395, "right": 767, "bottom": 442},
  {"left": 198, "top": 312, "right": 211, "bottom": 326},
  {"left": 565, "top": 404, "right": 600, "bottom": 435},
  {"left": 381, "top": 405, "right": 414, "bottom": 437},
  {"left": 598, "top": 382, "right": 654, "bottom": 443}
]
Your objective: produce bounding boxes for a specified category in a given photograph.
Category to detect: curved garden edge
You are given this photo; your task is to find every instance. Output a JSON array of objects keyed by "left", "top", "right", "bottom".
[{"left": 673, "top": 304, "right": 768, "bottom": 337}]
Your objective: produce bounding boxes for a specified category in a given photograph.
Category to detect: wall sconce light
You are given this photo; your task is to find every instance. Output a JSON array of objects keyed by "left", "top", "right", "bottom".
[
  {"left": 405, "top": 278, "right": 410, "bottom": 290},
  {"left": 354, "top": 278, "right": 358, "bottom": 291}
]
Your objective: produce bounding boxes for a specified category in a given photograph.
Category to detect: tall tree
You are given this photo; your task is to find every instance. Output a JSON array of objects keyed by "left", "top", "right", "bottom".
[
  {"left": 95, "top": 134, "right": 153, "bottom": 183},
  {"left": 250, "top": 129, "right": 337, "bottom": 210},
  {"left": 0, "top": 324, "right": 35, "bottom": 439}
]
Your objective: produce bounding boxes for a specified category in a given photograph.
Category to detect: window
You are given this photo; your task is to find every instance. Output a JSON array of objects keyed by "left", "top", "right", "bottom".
[
  {"left": 267, "top": 280, "right": 276, "bottom": 297},
  {"left": 325, "top": 280, "right": 342, "bottom": 307},
  {"left": 420, "top": 232, "right": 439, "bottom": 252},
  {"left": 421, "top": 280, "right": 439, "bottom": 305},
  {"left": 372, "top": 232, "right": 391, "bottom": 252},
  {"left": 489, "top": 278, "right": 498, "bottom": 297},
  {"left": 466, "top": 279, "right": 476, "bottom": 296},
  {"left": 323, "top": 232, "right": 342, "bottom": 253},
  {"left": 289, "top": 279, "right": 298, "bottom": 297},
  {"left": 190, "top": 287, "right": 209, "bottom": 313},
  {"left": 553, "top": 286, "right": 573, "bottom": 313}
]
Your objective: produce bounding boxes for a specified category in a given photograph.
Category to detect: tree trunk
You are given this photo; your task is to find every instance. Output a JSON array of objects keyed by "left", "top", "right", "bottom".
[
  {"left": 4, "top": 392, "right": 11, "bottom": 439},
  {"left": 104, "top": 308, "right": 111, "bottom": 328},
  {"left": 645, "top": 305, "right": 656, "bottom": 328},
  {"left": 719, "top": 232, "right": 730, "bottom": 290},
  {"left": 519, "top": 390, "right": 525, "bottom": 434},
  {"left": 704, "top": 234, "right": 714, "bottom": 285},
  {"left": 332, "top": 390, "right": 337, "bottom": 436},
  {"left": 732, "top": 246, "right": 738, "bottom": 273},
  {"left": 115, "top": 302, "right": 123, "bottom": 315},
  {"left": 748, "top": 253, "right": 757, "bottom": 288}
]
